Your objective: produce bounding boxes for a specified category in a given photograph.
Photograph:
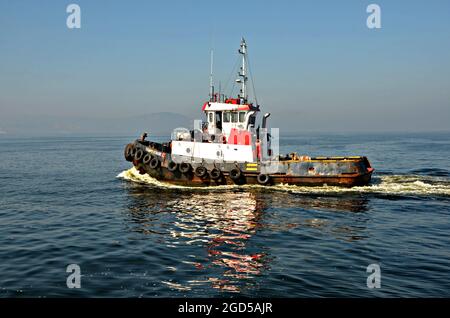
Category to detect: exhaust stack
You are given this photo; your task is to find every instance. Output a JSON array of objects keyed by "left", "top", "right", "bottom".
[{"left": 262, "top": 113, "right": 271, "bottom": 129}]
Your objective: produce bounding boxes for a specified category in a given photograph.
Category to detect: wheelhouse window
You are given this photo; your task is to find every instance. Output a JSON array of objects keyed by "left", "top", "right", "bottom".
[
  {"left": 231, "top": 112, "right": 238, "bottom": 123},
  {"left": 223, "top": 112, "right": 230, "bottom": 123},
  {"left": 248, "top": 115, "right": 256, "bottom": 127},
  {"left": 239, "top": 112, "right": 246, "bottom": 123},
  {"left": 208, "top": 112, "right": 213, "bottom": 123}
]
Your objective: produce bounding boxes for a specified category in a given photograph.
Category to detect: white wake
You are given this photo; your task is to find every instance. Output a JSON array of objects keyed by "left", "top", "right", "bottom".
[{"left": 117, "top": 167, "right": 450, "bottom": 197}]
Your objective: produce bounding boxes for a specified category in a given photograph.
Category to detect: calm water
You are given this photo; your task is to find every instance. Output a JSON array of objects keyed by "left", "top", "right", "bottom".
[{"left": 0, "top": 132, "right": 449, "bottom": 297}]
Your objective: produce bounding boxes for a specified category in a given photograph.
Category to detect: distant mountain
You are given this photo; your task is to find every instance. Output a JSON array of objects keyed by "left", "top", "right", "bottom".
[
  {"left": 0, "top": 112, "right": 194, "bottom": 136},
  {"left": 114, "top": 112, "right": 194, "bottom": 136}
]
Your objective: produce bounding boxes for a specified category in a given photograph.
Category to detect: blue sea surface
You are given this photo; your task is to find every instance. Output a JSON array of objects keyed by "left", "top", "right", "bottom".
[{"left": 0, "top": 132, "right": 449, "bottom": 297}]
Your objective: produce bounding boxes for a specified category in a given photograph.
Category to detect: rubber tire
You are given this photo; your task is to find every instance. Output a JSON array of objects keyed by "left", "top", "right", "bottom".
[
  {"left": 209, "top": 168, "right": 222, "bottom": 180},
  {"left": 134, "top": 149, "right": 144, "bottom": 161},
  {"left": 149, "top": 157, "right": 160, "bottom": 169},
  {"left": 167, "top": 161, "right": 178, "bottom": 172},
  {"left": 257, "top": 173, "right": 270, "bottom": 185},
  {"left": 194, "top": 166, "right": 207, "bottom": 178},
  {"left": 179, "top": 162, "right": 192, "bottom": 174},
  {"left": 124, "top": 144, "right": 134, "bottom": 161},
  {"left": 229, "top": 168, "right": 242, "bottom": 181},
  {"left": 142, "top": 153, "right": 152, "bottom": 164}
]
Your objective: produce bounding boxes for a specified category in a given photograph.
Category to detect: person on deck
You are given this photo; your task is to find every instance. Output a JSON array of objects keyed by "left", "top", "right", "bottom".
[
  {"left": 202, "top": 127, "right": 211, "bottom": 143},
  {"left": 255, "top": 138, "right": 262, "bottom": 161}
]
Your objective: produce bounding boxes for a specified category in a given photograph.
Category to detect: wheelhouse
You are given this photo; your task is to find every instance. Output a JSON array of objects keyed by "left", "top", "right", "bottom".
[{"left": 202, "top": 100, "right": 259, "bottom": 139}]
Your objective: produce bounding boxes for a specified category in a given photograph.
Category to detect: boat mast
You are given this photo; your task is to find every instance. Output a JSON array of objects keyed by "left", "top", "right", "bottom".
[
  {"left": 237, "top": 38, "right": 248, "bottom": 103},
  {"left": 209, "top": 49, "right": 214, "bottom": 102}
]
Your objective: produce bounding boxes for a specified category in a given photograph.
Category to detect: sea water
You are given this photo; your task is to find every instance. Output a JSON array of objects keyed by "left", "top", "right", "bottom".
[{"left": 0, "top": 132, "right": 449, "bottom": 297}]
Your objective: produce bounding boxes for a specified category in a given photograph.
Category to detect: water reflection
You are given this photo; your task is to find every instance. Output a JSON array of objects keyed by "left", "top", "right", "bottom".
[{"left": 123, "top": 184, "right": 370, "bottom": 293}]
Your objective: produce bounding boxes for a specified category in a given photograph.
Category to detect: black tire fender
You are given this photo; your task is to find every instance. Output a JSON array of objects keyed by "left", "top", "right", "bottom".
[
  {"left": 229, "top": 168, "right": 242, "bottom": 181},
  {"left": 194, "top": 166, "right": 208, "bottom": 178},
  {"left": 179, "top": 162, "right": 192, "bottom": 174},
  {"left": 257, "top": 173, "right": 270, "bottom": 185},
  {"left": 167, "top": 161, "right": 178, "bottom": 172},
  {"left": 124, "top": 144, "right": 134, "bottom": 161},
  {"left": 209, "top": 168, "right": 222, "bottom": 180},
  {"left": 142, "top": 153, "right": 152, "bottom": 164},
  {"left": 149, "top": 157, "right": 160, "bottom": 169},
  {"left": 134, "top": 149, "right": 144, "bottom": 161}
]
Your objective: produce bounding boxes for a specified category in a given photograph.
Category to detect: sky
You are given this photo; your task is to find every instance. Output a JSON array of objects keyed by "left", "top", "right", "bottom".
[{"left": 0, "top": 0, "right": 449, "bottom": 134}]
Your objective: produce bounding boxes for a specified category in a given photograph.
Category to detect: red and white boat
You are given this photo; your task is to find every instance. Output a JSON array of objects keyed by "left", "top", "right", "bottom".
[{"left": 124, "top": 39, "right": 374, "bottom": 187}]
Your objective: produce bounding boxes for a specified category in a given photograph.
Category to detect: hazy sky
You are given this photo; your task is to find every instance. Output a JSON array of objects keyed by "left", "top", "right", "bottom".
[{"left": 1, "top": 0, "right": 449, "bottom": 133}]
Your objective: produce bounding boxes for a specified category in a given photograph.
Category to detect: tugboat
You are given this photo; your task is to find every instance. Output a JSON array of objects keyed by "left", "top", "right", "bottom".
[{"left": 123, "top": 38, "right": 374, "bottom": 187}]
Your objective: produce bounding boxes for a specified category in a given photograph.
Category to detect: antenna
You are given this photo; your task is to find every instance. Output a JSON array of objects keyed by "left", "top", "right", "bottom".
[
  {"left": 237, "top": 37, "right": 248, "bottom": 103},
  {"left": 209, "top": 49, "right": 214, "bottom": 102}
]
